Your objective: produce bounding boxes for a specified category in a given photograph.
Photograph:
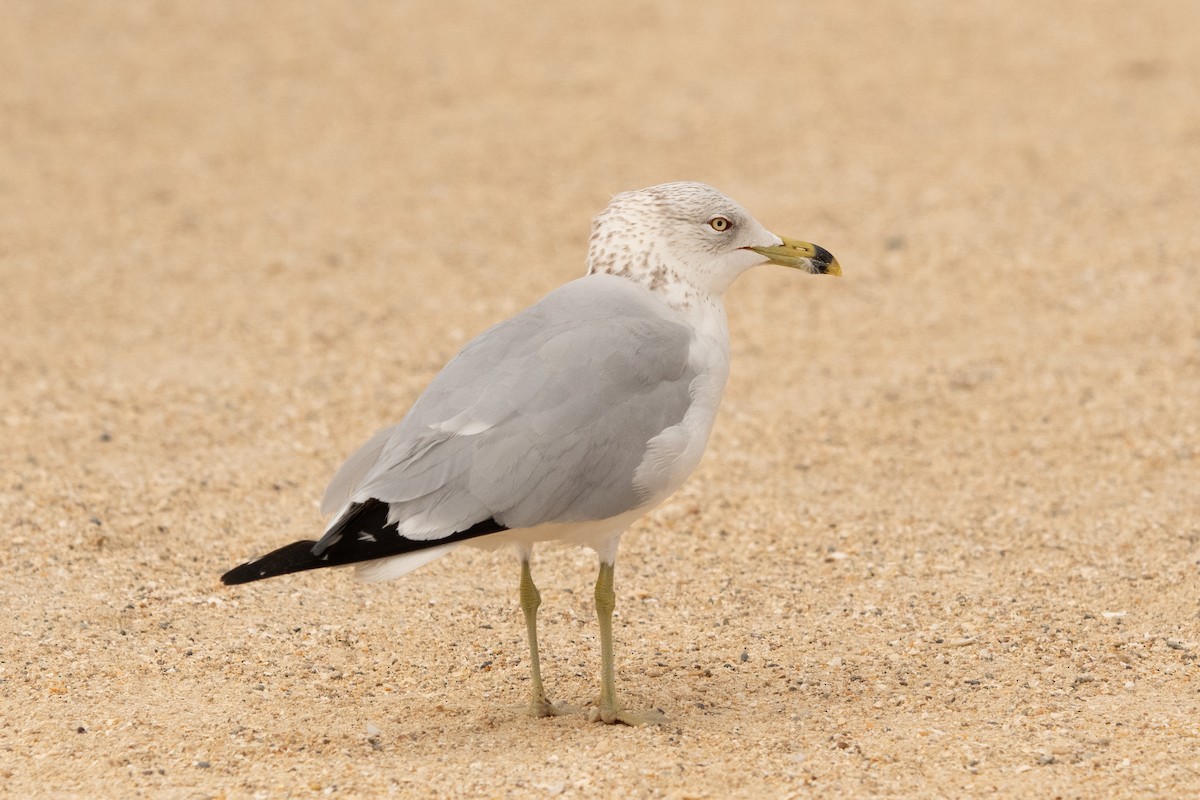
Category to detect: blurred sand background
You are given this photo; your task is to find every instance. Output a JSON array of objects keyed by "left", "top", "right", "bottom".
[{"left": 2, "top": 1, "right": 1199, "bottom": 797}]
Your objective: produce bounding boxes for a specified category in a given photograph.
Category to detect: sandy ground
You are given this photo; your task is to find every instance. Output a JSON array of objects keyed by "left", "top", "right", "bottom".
[{"left": 2, "top": 1, "right": 1199, "bottom": 797}]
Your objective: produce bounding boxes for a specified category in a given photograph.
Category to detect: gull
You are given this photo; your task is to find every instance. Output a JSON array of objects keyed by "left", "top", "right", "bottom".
[{"left": 222, "top": 182, "right": 840, "bottom": 725}]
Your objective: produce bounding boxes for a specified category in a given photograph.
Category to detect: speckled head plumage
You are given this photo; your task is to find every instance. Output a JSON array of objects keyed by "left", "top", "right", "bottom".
[{"left": 585, "top": 182, "right": 839, "bottom": 305}]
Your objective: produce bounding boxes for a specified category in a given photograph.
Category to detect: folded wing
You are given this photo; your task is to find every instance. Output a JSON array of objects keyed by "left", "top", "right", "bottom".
[{"left": 223, "top": 274, "right": 698, "bottom": 584}]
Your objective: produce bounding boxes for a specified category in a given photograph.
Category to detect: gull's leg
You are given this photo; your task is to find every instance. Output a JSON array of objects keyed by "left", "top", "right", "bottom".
[
  {"left": 590, "top": 559, "right": 666, "bottom": 726},
  {"left": 518, "top": 557, "right": 571, "bottom": 717}
]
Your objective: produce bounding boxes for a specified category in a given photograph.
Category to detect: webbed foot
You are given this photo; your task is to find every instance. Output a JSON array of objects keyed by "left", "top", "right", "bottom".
[
  {"left": 520, "top": 698, "right": 580, "bottom": 718},
  {"left": 588, "top": 702, "right": 666, "bottom": 726}
]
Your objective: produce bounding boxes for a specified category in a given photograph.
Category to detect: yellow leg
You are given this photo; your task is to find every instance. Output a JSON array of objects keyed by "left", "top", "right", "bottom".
[
  {"left": 519, "top": 559, "right": 570, "bottom": 718},
  {"left": 590, "top": 560, "right": 665, "bottom": 726}
]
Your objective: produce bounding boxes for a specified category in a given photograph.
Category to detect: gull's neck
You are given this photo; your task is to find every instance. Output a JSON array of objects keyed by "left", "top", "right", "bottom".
[{"left": 586, "top": 247, "right": 722, "bottom": 312}]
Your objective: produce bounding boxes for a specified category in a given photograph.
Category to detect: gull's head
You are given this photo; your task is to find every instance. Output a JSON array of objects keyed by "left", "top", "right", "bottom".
[{"left": 586, "top": 181, "right": 839, "bottom": 304}]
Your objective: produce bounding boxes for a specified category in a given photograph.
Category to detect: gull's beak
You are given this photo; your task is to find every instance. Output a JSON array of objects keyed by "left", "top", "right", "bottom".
[{"left": 747, "top": 236, "right": 841, "bottom": 276}]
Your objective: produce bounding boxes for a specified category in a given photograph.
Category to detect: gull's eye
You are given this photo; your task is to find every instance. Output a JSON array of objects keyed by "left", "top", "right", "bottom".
[{"left": 709, "top": 216, "right": 732, "bottom": 232}]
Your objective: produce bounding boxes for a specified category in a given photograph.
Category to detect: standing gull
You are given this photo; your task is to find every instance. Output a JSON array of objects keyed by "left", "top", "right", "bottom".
[{"left": 222, "top": 182, "right": 840, "bottom": 725}]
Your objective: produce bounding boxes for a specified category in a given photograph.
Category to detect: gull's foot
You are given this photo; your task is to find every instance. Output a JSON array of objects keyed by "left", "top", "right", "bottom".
[
  {"left": 588, "top": 704, "right": 666, "bottom": 726},
  {"left": 521, "top": 698, "right": 579, "bottom": 718}
]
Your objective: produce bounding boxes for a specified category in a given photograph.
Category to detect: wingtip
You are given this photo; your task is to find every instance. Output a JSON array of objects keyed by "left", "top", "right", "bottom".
[
  {"left": 220, "top": 562, "right": 262, "bottom": 586},
  {"left": 220, "top": 540, "right": 323, "bottom": 585}
]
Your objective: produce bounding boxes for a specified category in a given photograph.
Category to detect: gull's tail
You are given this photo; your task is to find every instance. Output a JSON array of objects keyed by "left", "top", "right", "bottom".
[{"left": 221, "top": 498, "right": 506, "bottom": 585}]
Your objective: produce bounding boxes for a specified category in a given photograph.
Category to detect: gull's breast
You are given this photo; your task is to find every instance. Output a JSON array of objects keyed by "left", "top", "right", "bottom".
[{"left": 631, "top": 298, "right": 731, "bottom": 508}]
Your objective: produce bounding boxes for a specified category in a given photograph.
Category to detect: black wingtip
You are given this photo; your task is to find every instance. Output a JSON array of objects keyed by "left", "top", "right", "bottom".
[
  {"left": 221, "top": 499, "right": 510, "bottom": 586},
  {"left": 221, "top": 540, "right": 325, "bottom": 585}
]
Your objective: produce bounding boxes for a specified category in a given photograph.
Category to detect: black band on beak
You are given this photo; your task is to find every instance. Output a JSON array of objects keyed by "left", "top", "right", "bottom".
[{"left": 812, "top": 245, "right": 836, "bottom": 274}]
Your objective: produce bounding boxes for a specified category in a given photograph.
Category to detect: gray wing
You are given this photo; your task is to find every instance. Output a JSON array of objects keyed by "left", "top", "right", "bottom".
[
  {"left": 320, "top": 425, "right": 394, "bottom": 516},
  {"left": 324, "top": 273, "right": 697, "bottom": 541}
]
